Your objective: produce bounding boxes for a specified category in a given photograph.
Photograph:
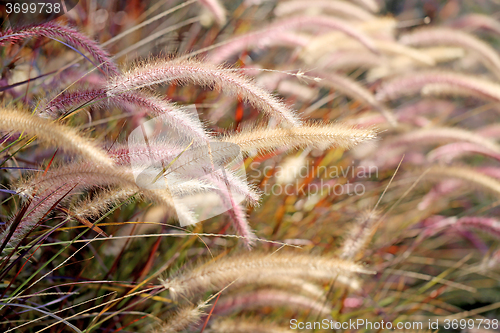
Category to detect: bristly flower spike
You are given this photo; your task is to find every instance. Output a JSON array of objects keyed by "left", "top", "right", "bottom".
[
  {"left": 0, "top": 22, "right": 119, "bottom": 76},
  {"left": 107, "top": 58, "right": 302, "bottom": 127}
]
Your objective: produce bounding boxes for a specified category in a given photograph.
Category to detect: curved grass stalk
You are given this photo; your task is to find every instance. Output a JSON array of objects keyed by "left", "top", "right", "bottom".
[
  {"left": 317, "top": 50, "right": 382, "bottom": 71},
  {"left": 301, "top": 34, "right": 418, "bottom": 67},
  {"left": 399, "top": 28, "right": 500, "bottom": 79},
  {"left": 0, "top": 22, "right": 119, "bottom": 76},
  {"left": 376, "top": 71, "right": 500, "bottom": 103},
  {"left": 0, "top": 108, "right": 114, "bottom": 166},
  {"left": 39, "top": 88, "right": 108, "bottom": 119},
  {"left": 339, "top": 210, "right": 379, "bottom": 260},
  {"left": 390, "top": 127, "right": 500, "bottom": 154},
  {"left": 420, "top": 83, "right": 492, "bottom": 100},
  {"left": 454, "top": 216, "right": 500, "bottom": 239},
  {"left": 230, "top": 275, "right": 326, "bottom": 299},
  {"left": 160, "top": 252, "right": 373, "bottom": 299},
  {"left": 155, "top": 303, "right": 205, "bottom": 333},
  {"left": 208, "top": 15, "right": 378, "bottom": 64},
  {"left": 209, "top": 32, "right": 310, "bottom": 64},
  {"left": 424, "top": 215, "right": 500, "bottom": 241},
  {"left": 274, "top": 0, "right": 375, "bottom": 21},
  {"left": 207, "top": 176, "right": 257, "bottom": 248},
  {"left": 228, "top": 201, "right": 255, "bottom": 249},
  {"left": 375, "top": 40, "right": 435, "bottom": 66},
  {"left": 427, "top": 142, "right": 500, "bottom": 162},
  {"left": 212, "top": 289, "right": 333, "bottom": 316},
  {"left": 221, "top": 122, "right": 377, "bottom": 154},
  {"left": 70, "top": 187, "right": 141, "bottom": 218},
  {"left": 107, "top": 58, "right": 302, "bottom": 126},
  {"left": 40, "top": 88, "right": 210, "bottom": 143},
  {"left": 424, "top": 166, "right": 500, "bottom": 198},
  {"left": 449, "top": 14, "right": 500, "bottom": 36}
]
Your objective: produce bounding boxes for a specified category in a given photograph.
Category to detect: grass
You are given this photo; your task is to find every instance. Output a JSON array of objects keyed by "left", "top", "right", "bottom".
[{"left": 1, "top": 0, "right": 500, "bottom": 332}]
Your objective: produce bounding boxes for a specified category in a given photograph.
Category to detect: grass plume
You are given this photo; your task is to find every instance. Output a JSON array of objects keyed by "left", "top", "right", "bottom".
[
  {"left": 107, "top": 58, "right": 302, "bottom": 126},
  {"left": 0, "top": 108, "right": 114, "bottom": 166},
  {"left": 221, "top": 122, "right": 377, "bottom": 154},
  {"left": 0, "top": 22, "right": 119, "bottom": 76},
  {"left": 160, "top": 252, "right": 373, "bottom": 299}
]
